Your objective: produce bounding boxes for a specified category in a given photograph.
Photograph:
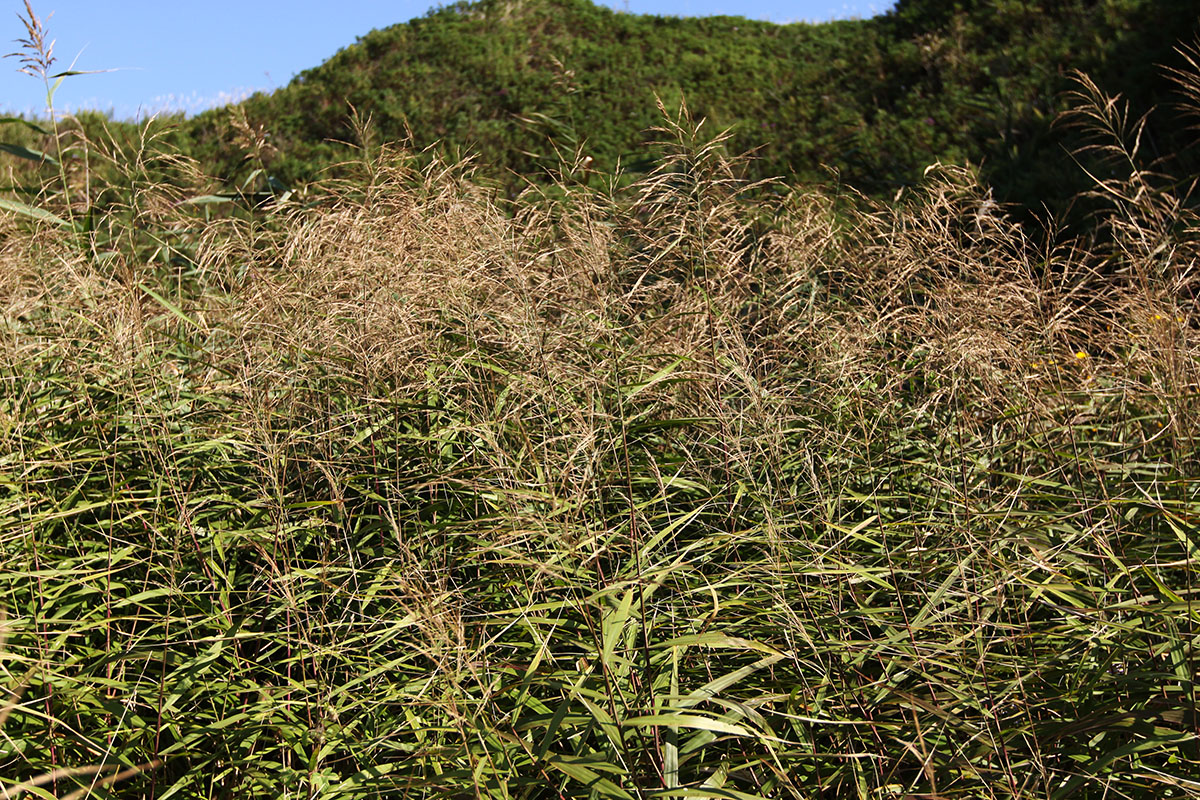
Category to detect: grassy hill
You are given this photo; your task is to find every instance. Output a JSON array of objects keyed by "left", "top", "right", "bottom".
[
  {"left": 2, "top": 2, "right": 1200, "bottom": 797},
  {"left": 188, "top": 0, "right": 1200, "bottom": 211},
  {"left": 4, "top": 89, "right": 1200, "bottom": 799}
]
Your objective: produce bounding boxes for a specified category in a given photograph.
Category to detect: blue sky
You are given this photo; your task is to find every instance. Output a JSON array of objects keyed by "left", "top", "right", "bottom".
[{"left": 1, "top": 1, "right": 893, "bottom": 119}]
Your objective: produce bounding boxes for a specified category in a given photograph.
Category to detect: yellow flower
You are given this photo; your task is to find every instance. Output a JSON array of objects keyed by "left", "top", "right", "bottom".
[{"left": 1075, "top": 351, "right": 1087, "bottom": 359}]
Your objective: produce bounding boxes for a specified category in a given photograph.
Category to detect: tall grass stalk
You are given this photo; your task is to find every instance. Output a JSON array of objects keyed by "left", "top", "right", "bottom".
[{"left": 1, "top": 48, "right": 1198, "bottom": 800}]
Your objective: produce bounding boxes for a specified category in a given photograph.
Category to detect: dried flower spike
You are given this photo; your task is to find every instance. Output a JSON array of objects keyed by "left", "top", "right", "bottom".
[{"left": 5, "top": 1, "right": 56, "bottom": 80}]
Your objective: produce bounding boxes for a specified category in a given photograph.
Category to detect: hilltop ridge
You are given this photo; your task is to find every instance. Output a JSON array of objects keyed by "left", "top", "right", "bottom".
[{"left": 187, "top": 0, "right": 1199, "bottom": 209}]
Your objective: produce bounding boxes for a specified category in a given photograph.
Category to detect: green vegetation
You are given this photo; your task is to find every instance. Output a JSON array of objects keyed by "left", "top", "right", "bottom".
[
  {"left": 2, "top": 2, "right": 1200, "bottom": 799},
  {"left": 186, "top": 0, "right": 1199, "bottom": 212}
]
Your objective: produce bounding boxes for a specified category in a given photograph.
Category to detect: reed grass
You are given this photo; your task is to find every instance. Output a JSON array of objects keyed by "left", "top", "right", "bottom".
[{"left": 0, "top": 42, "right": 1198, "bottom": 800}]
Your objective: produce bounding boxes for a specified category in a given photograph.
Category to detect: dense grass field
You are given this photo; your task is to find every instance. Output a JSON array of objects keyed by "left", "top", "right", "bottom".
[{"left": 2, "top": 24, "right": 1200, "bottom": 799}]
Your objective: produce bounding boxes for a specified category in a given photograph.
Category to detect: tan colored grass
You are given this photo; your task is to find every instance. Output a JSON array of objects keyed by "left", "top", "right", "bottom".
[{"left": 1, "top": 79, "right": 1197, "bottom": 798}]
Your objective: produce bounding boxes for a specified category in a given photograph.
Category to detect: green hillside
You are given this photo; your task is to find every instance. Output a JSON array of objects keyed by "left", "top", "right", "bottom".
[{"left": 188, "top": 0, "right": 1200, "bottom": 209}]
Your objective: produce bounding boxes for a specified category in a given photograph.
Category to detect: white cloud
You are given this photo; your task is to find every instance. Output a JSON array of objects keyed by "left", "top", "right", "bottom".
[
  {"left": 110, "top": 86, "right": 263, "bottom": 119},
  {"left": 3, "top": 87, "right": 265, "bottom": 121}
]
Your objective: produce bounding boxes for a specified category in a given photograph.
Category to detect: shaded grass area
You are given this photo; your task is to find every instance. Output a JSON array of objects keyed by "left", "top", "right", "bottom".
[{"left": 1, "top": 96, "right": 1199, "bottom": 798}]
